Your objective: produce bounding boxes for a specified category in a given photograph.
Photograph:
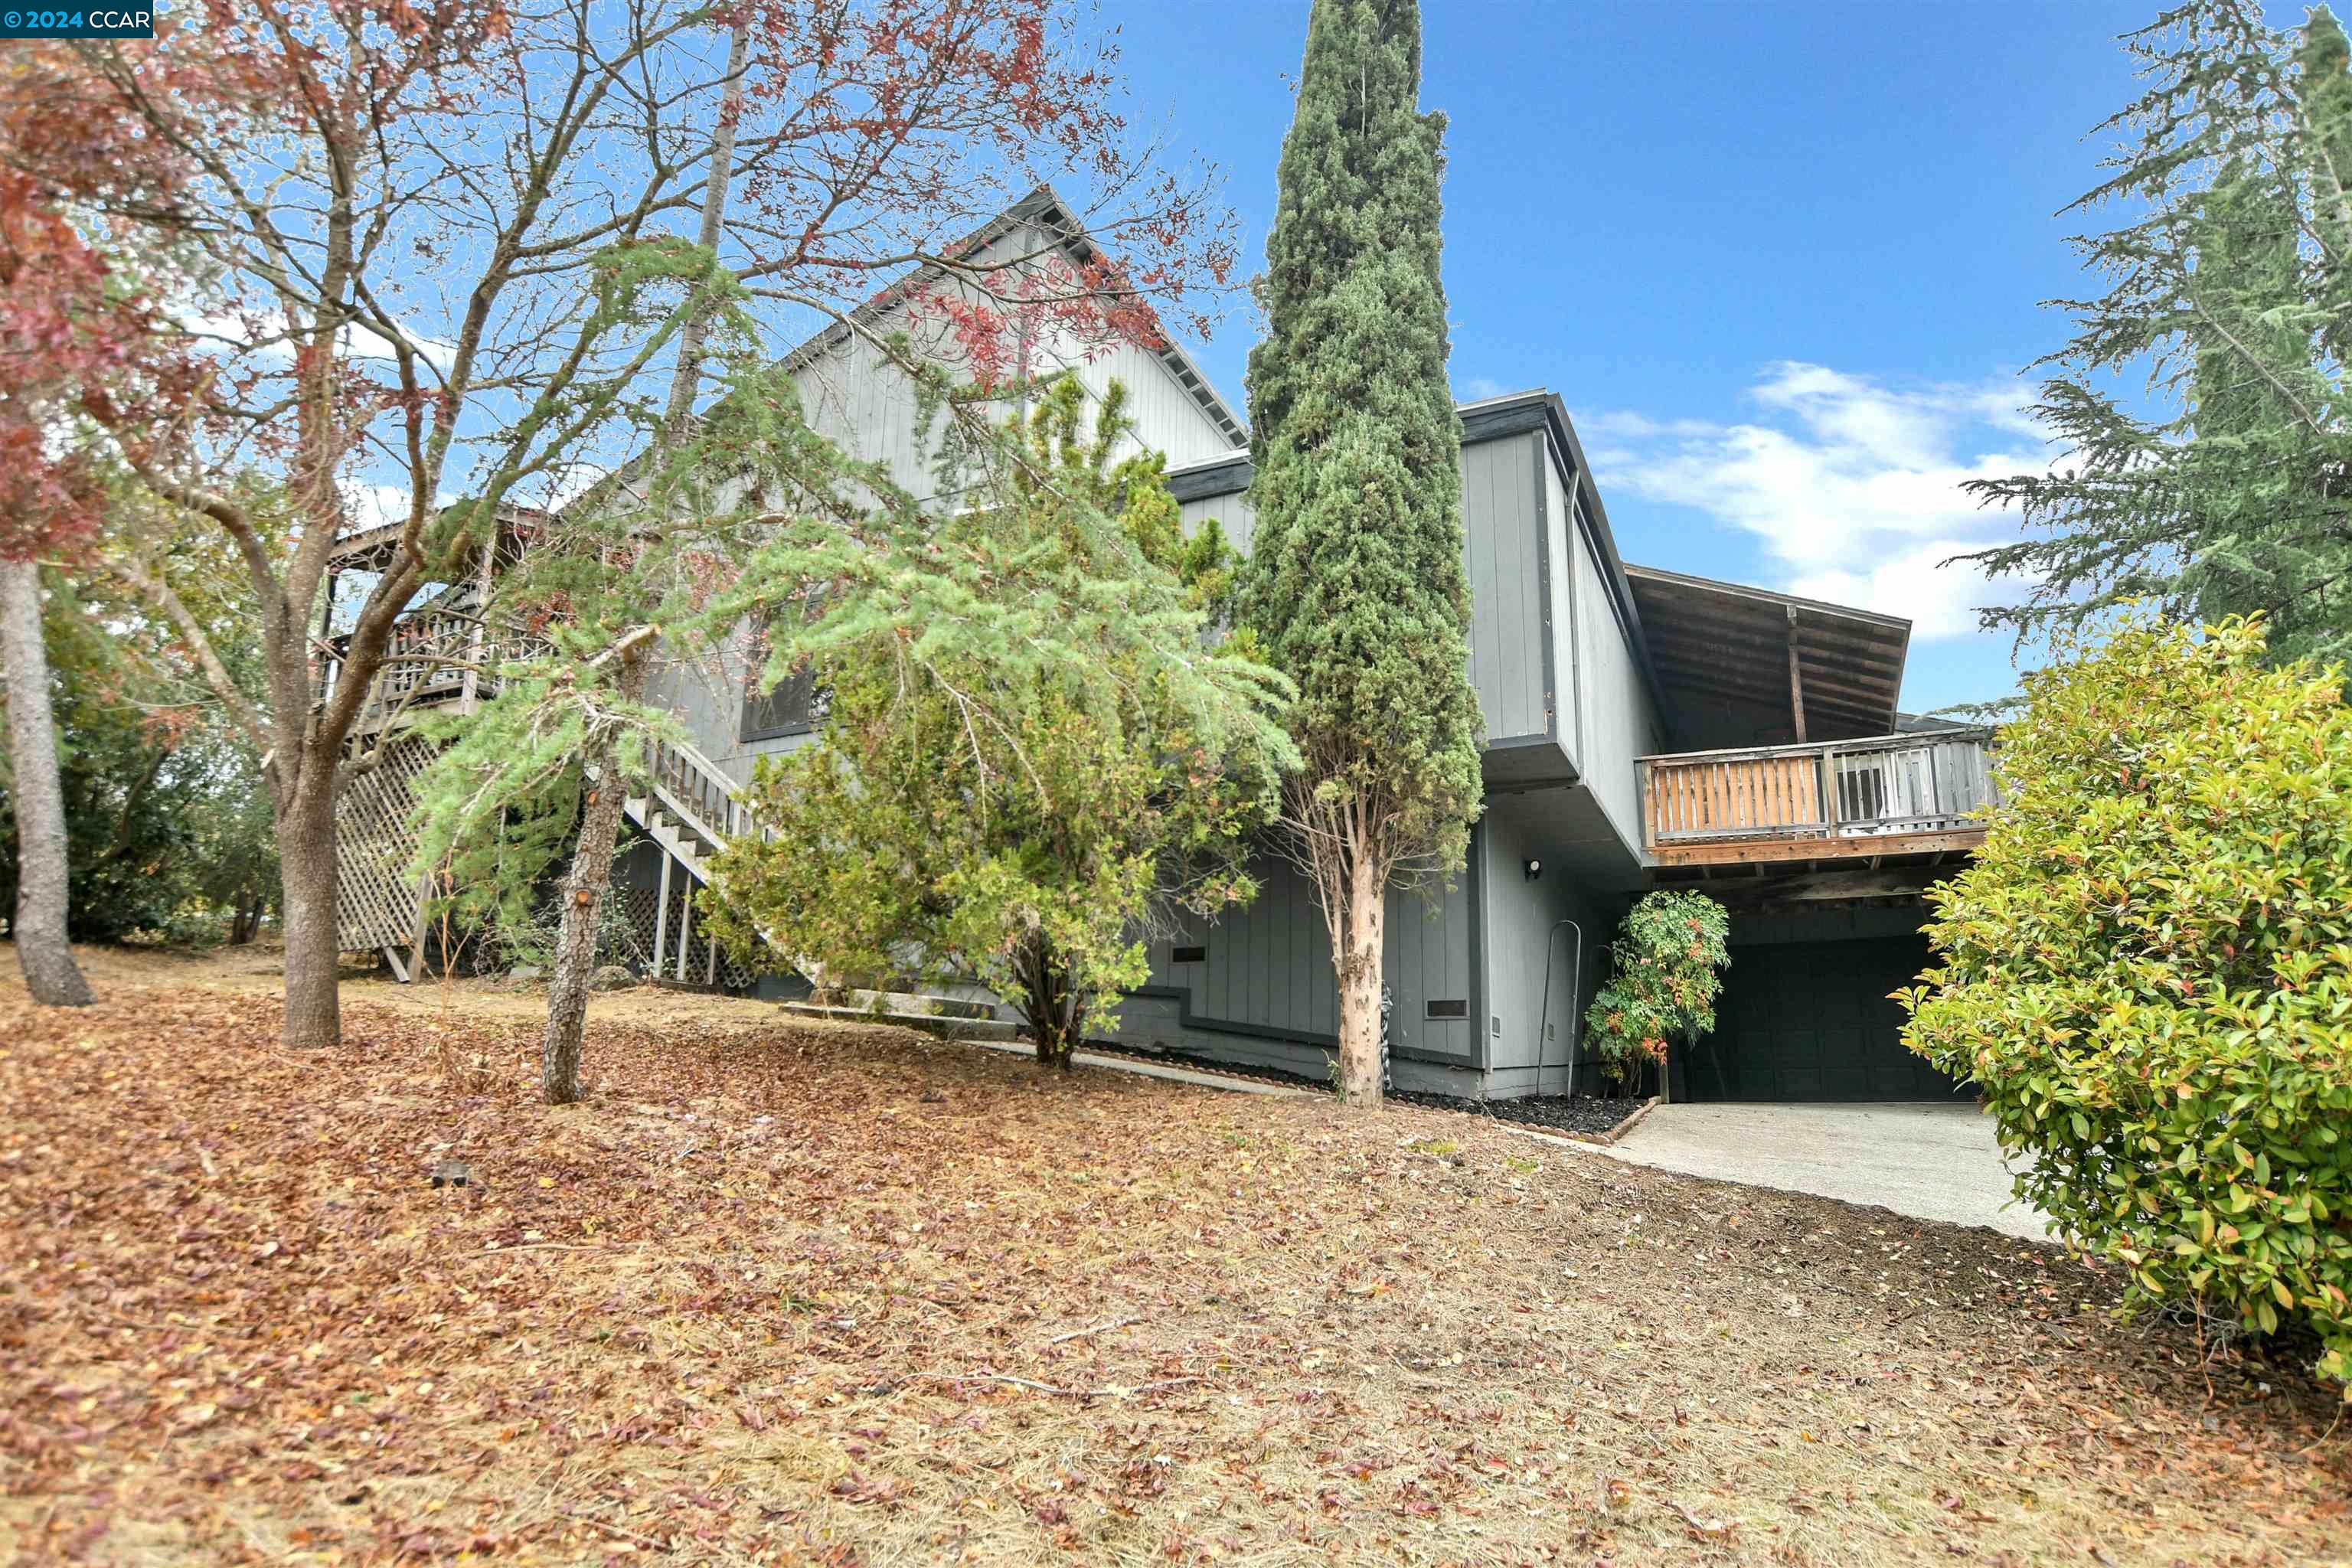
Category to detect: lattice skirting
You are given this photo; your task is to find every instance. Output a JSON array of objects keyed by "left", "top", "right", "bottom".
[
  {"left": 336, "top": 734, "right": 437, "bottom": 951},
  {"left": 334, "top": 749, "right": 775, "bottom": 991},
  {"left": 602, "top": 851, "right": 769, "bottom": 992}
]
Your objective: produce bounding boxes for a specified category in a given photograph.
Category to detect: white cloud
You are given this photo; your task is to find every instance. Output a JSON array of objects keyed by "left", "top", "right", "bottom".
[
  {"left": 1455, "top": 375, "right": 1519, "bottom": 403},
  {"left": 181, "top": 309, "right": 457, "bottom": 373},
  {"left": 349, "top": 484, "right": 412, "bottom": 531},
  {"left": 342, "top": 320, "right": 459, "bottom": 373},
  {"left": 1587, "top": 361, "right": 2053, "bottom": 641}
]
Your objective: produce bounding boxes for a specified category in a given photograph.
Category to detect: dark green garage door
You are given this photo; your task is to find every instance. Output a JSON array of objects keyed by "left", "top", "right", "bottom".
[{"left": 1687, "top": 936, "right": 1963, "bottom": 1102}]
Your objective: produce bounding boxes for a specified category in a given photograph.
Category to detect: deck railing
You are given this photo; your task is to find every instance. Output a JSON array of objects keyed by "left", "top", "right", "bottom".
[
  {"left": 644, "top": 733, "right": 760, "bottom": 845},
  {"left": 316, "top": 605, "right": 554, "bottom": 729},
  {"left": 1638, "top": 730, "right": 1997, "bottom": 850}
]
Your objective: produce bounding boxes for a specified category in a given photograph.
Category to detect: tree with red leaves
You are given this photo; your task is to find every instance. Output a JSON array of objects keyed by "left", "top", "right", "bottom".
[
  {"left": 15, "top": 0, "right": 1236, "bottom": 1053},
  {"left": 0, "top": 46, "right": 205, "bottom": 1006}
]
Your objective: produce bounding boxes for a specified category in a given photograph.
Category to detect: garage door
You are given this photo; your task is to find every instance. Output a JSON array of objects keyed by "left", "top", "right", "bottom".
[{"left": 1687, "top": 936, "right": 1963, "bottom": 1102}]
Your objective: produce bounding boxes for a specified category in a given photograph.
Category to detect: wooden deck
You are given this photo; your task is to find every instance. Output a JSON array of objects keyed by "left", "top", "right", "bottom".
[
  {"left": 318, "top": 603, "right": 552, "bottom": 739},
  {"left": 1638, "top": 730, "right": 1995, "bottom": 867}
]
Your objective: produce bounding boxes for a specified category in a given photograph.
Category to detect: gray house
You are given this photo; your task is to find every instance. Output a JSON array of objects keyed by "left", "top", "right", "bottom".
[
  {"left": 1100, "top": 390, "right": 1994, "bottom": 1102},
  {"left": 322, "top": 190, "right": 1997, "bottom": 1103}
]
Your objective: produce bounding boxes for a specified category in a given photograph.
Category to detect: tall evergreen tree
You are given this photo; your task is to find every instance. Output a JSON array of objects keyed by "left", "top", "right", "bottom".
[
  {"left": 1965, "top": 2, "right": 2352, "bottom": 667},
  {"left": 1236, "top": 0, "right": 1482, "bottom": 1107}
]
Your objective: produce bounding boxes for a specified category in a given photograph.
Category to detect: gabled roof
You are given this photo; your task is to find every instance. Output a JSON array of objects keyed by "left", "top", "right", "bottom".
[
  {"left": 777, "top": 182, "right": 1247, "bottom": 449},
  {"left": 328, "top": 189, "right": 1246, "bottom": 566}
]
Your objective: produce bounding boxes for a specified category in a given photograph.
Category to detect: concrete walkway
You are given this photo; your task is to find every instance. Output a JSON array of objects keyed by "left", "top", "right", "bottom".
[{"left": 1591, "top": 1102, "right": 2054, "bottom": 1242}]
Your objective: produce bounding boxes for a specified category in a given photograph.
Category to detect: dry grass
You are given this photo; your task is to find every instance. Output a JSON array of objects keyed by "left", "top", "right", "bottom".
[{"left": 2, "top": 945, "right": 2348, "bottom": 1566}]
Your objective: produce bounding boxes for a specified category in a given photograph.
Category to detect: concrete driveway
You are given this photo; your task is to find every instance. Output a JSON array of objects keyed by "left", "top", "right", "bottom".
[{"left": 1593, "top": 1102, "right": 2054, "bottom": 1242}]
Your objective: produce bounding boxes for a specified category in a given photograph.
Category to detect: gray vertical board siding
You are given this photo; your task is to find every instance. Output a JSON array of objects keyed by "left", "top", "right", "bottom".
[
  {"left": 1380, "top": 851, "right": 1478, "bottom": 1066},
  {"left": 1461, "top": 433, "right": 1547, "bottom": 743},
  {"left": 1070, "top": 338, "right": 1242, "bottom": 469},
  {"left": 1477, "top": 795, "right": 1622, "bottom": 1089},
  {"left": 1165, "top": 426, "right": 1567, "bottom": 761},
  {"left": 648, "top": 634, "right": 819, "bottom": 790},
  {"left": 1100, "top": 842, "right": 1477, "bottom": 1067},
  {"left": 1113, "top": 853, "right": 1333, "bottom": 1047},
  {"left": 1572, "top": 528, "right": 1663, "bottom": 852},
  {"left": 1545, "top": 454, "right": 1582, "bottom": 767},
  {"left": 1178, "top": 492, "right": 1256, "bottom": 557},
  {"left": 792, "top": 303, "right": 936, "bottom": 501},
  {"left": 788, "top": 221, "right": 1243, "bottom": 510},
  {"left": 645, "top": 647, "right": 753, "bottom": 786},
  {"left": 678, "top": 227, "right": 1239, "bottom": 786}
]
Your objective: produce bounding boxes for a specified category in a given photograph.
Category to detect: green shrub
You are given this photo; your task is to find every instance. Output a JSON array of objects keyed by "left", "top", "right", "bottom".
[
  {"left": 1585, "top": 891, "right": 1730, "bottom": 1089},
  {"left": 1899, "top": 616, "right": 2352, "bottom": 1386}
]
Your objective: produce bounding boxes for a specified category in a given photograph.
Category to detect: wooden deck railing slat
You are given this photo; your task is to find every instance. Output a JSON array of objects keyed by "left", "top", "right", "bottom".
[{"left": 1638, "top": 730, "right": 1995, "bottom": 854}]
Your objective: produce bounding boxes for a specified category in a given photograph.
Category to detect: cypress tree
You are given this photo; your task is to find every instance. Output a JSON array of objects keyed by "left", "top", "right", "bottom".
[{"left": 1237, "top": 0, "right": 1482, "bottom": 1107}]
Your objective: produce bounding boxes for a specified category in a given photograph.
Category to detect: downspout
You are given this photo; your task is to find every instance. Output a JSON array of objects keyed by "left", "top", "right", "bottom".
[{"left": 1536, "top": 917, "right": 1583, "bottom": 1099}]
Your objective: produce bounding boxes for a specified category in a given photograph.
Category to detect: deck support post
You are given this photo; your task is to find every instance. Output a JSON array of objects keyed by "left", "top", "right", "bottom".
[
  {"left": 675, "top": 890, "right": 693, "bottom": 982},
  {"left": 652, "top": 845, "right": 672, "bottom": 975},
  {"left": 407, "top": 870, "right": 433, "bottom": 983},
  {"left": 1785, "top": 605, "right": 1808, "bottom": 743},
  {"left": 654, "top": 851, "right": 672, "bottom": 973}
]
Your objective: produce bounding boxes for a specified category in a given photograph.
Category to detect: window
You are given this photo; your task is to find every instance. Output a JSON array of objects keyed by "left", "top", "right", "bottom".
[
  {"left": 1171, "top": 945, "right": 1206, "bottom": 965},
  {"left": 740, "top": 594, "right": 828, "bottom": 744},
  {"left": 741, "top": 663, "right": 826, "bottom": 743}
]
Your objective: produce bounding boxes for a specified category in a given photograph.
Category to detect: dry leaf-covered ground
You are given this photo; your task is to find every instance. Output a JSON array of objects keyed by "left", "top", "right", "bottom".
[{"left": 3, "top": 946, "right": 2348, "bottom": 1567}]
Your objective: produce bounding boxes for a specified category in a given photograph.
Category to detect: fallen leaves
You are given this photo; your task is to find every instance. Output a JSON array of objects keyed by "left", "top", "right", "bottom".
[{"left": 0, "top": 956, "right": 2347, "bottom": 1566}]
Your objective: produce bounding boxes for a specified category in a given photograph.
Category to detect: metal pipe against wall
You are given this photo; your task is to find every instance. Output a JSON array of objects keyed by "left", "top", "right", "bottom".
[{"left": 1536, "top": 918, "right": 1584, "bottom": 1100}]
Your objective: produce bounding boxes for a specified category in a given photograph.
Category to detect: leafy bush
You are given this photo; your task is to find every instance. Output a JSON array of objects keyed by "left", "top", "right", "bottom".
[
  {"left": 1584, "top": 891, "right": 1730, "bottom": 1089},
  {"left": 1900, "top": 616, "right": 2352, "bottom": 1385},
  {"left": 703, "top": 379, "right": 1289, "bottom": 1067}
]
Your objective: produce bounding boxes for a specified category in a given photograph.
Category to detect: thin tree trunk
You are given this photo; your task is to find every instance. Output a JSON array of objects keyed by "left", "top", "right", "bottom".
[
  {"left": 1021, "top": 938, "right": 1077, "bottom": 1069},
  {"left": 277, "top": 772, "right": 342, "bottom": 1048},
  {"left": 1334, "top": 841, "right": 1385, "bottom": 1107},
  {"left": 534, "top": 16, "right": 752, "bottom": 1108},
  {"left": 541, "top": 655, "right": 647, "bottom": 1105},
  {"left": 0, "top": 561, "right": 92, "bottom": 1006},
  {"left": 663, "top": 21, "right": 752, "bottom": 432}
]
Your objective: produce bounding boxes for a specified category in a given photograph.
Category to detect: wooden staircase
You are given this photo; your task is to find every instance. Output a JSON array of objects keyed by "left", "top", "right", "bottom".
[{"left": 623, "top": 734, "right": 758, "bottom": 983}]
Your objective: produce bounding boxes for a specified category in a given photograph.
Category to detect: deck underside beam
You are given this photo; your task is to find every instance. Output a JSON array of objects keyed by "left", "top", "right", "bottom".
[{"left": 1648, "top": 826, "right": 1987, "bottom": 868}]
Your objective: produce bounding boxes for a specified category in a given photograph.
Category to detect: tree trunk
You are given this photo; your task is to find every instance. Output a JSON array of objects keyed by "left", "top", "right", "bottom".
[
  {"left": 541, "top": 657, "right": 647, "bottom": 1105},
  {"left": 534, "top": 22, "right": 746, "bottom": 1101},
  {"left": 277, "top": 772, "right": 342, "bottom": 1048},
  {"left": 1020, "top": 939, "right": 1077, "bottom": 1070},
  {"left": 1334, "top": 844, "right": 1385, "bottom": 1107},
  {"left": 0, "top": 561, "right": 93, "bottom": 1007}
]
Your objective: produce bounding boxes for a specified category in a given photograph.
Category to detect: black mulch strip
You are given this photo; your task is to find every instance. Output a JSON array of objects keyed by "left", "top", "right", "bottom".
[
  {"left": 1393, "top": 1089, "right": 1649, "bottom": 1138},
  {"left": 1078, "top": 1038, "right": 1646, "bottom": 1138}
]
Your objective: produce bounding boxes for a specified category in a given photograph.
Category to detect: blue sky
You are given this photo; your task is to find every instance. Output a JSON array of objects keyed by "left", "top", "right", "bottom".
[{"left": 1106, "top": 0, "right": 2173, "bottom": 714}]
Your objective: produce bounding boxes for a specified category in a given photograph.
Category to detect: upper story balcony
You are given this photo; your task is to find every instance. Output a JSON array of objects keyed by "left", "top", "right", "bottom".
[
  {"left": 316, "top": 601, "right": 556, "bottom": 738},
  {"left": 317, "top": 507, "right": 549, "bottom": 740},
  {"left": 1637, "top": 728, "right": 1997, "bottom": 867}
]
